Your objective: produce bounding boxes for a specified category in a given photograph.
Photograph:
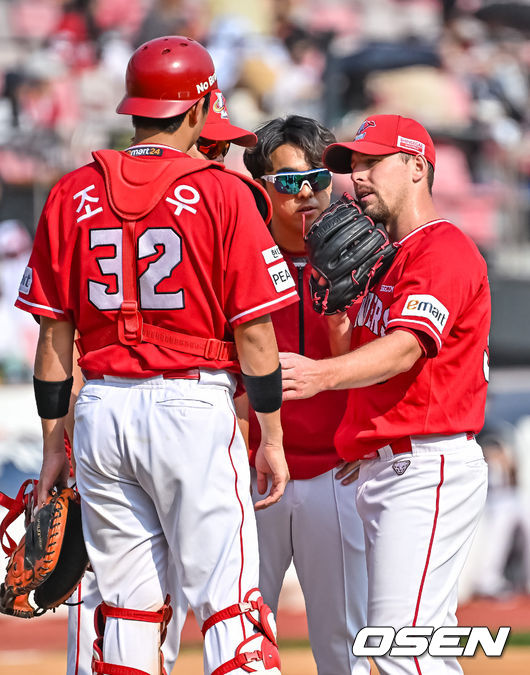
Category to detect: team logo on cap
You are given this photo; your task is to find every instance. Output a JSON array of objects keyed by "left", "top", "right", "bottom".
[
  {"left": 355, "top": 119, "right": 376, "bottom": 141},
  {"left": 212, "top": 91, "right": 229, "bottom": 119}
]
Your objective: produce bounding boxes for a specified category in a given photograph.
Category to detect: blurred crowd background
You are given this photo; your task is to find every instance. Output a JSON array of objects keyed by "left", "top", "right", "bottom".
[{"left": 0, "top": 0, "right": 529, "bottom": 604}]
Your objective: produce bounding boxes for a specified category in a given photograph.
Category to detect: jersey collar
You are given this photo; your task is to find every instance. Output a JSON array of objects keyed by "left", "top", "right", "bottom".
[
  {"left": 397, "top": 219, "right": 448, "bottom": 246},
  {"left": 124, "top": 143, "right": 188, "bottom": 158}
]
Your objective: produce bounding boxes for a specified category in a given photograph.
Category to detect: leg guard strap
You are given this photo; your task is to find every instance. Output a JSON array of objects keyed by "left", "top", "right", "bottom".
[
  {"left": 92, "top": 596, "right": 173, "bottom": 675},
  {"left": 201, "top": 588, "right": 276, "bottom": 644},
  {"left": 203, "top": 590, "right": 280, "bottom": 674},
  {"left": 211, "top": 650, "right": 262, "bottom": 675},
  {"left": 201, "top": 600, "right": 260, "bottom": 636}
]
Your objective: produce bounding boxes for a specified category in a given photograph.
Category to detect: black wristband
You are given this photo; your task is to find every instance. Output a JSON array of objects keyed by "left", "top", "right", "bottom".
[
  {"left": 33, "top": 376, "right": 73, "bottom": 419},
  {"left": 242, "top": 365, "right": 282, "bottom": 413}
]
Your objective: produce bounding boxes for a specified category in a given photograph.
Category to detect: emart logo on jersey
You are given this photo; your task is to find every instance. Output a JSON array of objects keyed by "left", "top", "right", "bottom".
[
  {"left": 402, "top": 294, "right": 449, "bottom": 333},
  {"left": 352, "top": 626, "right": 510, "bottom": 658}
]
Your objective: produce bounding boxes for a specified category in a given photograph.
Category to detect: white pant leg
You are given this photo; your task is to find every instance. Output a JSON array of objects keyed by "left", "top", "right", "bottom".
[
  {"left": 473, "top": 492, "right": 520, "bottom": 596},
  {"left": 66, "top": 565, "right": 188, "bottom": 675},
  {"left": 251, "top": 473, "right": 295, "bottom": 614},
  {"left": 75, "top": 373, "right": 264, "bottom": 675},
  {"left": 354, "top": 438, "right": 487, "bottom": 675},
  {"left": 144, "top": 382, "right": 263, "bottom": 675},
  {"left": 66, "top": 563, "right": 188, "bottom": 675},
  {"left": 67, "top": 571, "right": 100, "bottom": 675},
  {"left": 253, "top": 469, "right": 369, "bottom": 675}
]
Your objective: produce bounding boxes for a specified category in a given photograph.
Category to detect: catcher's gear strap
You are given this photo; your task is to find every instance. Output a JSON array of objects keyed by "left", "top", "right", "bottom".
[
  {"left": 33, "top": 375, "right": 73, "bottom": 419},
  {"left": 201, "top": 600, "right": 260, "bottom": 636},
  {"left": 92, "top": 597, "right": 172, "bottom": 675},
  {"left": 74, "top": 150, "right": 273, "bottom": 362},
  {"left": 202, "top": 590, "right": 280, "bottom": 674},
  {"left": 93, "top": 663, "right": 150, "bottom": 675},
  {"left": 0, "top": 479, "right": 37, "bottom": 556},
  {"left": 100, "top": 602, "right": 173, "bottom": 624},
  {"left": 209, "top": 634, "right": 280, "bottom": 675}
]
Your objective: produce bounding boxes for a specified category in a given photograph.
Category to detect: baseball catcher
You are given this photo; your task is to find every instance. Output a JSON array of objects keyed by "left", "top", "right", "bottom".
[
  {"left": 305, "top": 192, "right": 397, "bottom": 314},
  {"left": 0, "top": 481, "right": 89, "bottom": 618}
]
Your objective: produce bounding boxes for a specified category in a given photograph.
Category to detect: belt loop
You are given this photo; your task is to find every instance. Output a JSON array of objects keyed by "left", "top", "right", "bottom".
[{"left": 377, "top": 445, "right": 394, "bottom": 461}]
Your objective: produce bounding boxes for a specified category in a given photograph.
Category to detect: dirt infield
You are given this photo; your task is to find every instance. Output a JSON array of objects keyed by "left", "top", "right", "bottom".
[
  {"left": 0, "top": 646, "right": 529, "bottom": 674},
  {"left": 1, "top": 596, "right": 530, "bottom": 673}
]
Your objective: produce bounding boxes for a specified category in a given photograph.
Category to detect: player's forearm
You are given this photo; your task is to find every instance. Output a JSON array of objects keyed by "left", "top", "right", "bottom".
[
  {"left": 235, "top": 315, "right": 283, "bottom": 440},
  {"left": 320, "top": 329, "right": 423, "bottom": 390},
  {"left": 34, "top": 317, "right": 75, "bottom": 381},
  {"left": 326, "top": 312, "right": 353, "bottom": 356},
  {"left": 234, "top": 314, "right": 280, "bottom": 375}
]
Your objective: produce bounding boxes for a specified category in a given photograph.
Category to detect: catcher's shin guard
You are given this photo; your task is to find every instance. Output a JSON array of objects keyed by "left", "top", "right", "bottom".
[
  {"left": 202, "top": 589, "right": 281, "bottom": 675},
  {"left": 92, "top": 596, "right": 173, "bottom": 675}
]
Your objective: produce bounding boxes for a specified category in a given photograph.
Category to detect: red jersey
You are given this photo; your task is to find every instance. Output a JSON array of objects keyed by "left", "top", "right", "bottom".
[
  {"left": 16, "top": 145, "right": 298, "bottom": 376},
  {"left": 249, "top": 251, "right": 349, "bottom": 479},
  {"left": 335, "top": 219, "right": 490, "bottom": 461}
]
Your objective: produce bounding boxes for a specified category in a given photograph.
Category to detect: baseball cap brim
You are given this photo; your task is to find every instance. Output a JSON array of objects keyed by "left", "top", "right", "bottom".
[
  {"left": 201, "top": 120, "right": 257, "bottom": 147},
  {"left": 116, "top": 95, "right": 201, "bottom": 118},
  {"left": 323, "top": 141, "right": 399, "bottom": 174}
]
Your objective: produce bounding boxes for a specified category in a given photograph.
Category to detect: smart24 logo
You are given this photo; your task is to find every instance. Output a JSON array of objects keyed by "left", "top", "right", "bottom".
[{"left": 352, "top": 626, "right": 511, "bottom": 658}]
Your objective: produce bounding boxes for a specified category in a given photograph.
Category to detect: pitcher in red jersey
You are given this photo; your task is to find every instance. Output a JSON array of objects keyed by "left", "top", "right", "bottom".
[{"left": 281, "top": 114, "right": 490, "bottom": 675}]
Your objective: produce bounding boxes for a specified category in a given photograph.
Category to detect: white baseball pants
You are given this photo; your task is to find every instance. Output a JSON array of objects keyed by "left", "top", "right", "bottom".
[
  {"left": 67, "top": 562, "right": 187, "bottom": 675},
  {"left": 252, "top": 467, "right": 370, "bottom": 674},
  {"left": 74, "top": 371, "right": 263, "bottom": 675},
  {"left": 353, "top": 434, "right": 488, "bottom": 675}
]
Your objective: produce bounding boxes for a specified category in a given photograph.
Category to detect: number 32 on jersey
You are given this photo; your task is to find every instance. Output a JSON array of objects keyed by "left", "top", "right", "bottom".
[{"left": 88, "top": 227, "right": 184, "bottom": 311}]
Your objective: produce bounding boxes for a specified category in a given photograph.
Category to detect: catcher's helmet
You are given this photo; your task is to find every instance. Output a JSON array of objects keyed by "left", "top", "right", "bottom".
[{"left": 117, "top": 36, "right": 217, "bottom": 118}]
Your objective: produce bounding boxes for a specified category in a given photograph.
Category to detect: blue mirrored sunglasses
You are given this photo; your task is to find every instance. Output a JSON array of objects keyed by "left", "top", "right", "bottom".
[{"left": 260, "top": 169, "right": 332, "bottom": 194}]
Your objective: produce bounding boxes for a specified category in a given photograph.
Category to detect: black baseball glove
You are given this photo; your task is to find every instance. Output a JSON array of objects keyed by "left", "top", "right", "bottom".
[{"left": 305, "top": 192, "right": 397, "bottom": 314}]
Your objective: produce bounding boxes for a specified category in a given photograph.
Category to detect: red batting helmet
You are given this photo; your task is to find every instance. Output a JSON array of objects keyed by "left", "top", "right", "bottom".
[{"left": 116, "top": 36, "right": 217, "bottom": 118}]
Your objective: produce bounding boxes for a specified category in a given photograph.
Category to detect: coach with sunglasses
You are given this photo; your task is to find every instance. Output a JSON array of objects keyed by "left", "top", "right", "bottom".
[{"left": 242, "top": 116, "right": 369, "bottom": 675}]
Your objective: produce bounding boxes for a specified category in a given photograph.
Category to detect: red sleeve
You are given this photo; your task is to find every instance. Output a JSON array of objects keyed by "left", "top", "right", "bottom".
[
  {"left": 15, "top": 181, "right": 73, "bottom": 322},
  {"left": 221, "top": 176, "right": 299, "bottom": 326},
  {"left": 386, "top": 237, "right": 479, "bottom": 357}
]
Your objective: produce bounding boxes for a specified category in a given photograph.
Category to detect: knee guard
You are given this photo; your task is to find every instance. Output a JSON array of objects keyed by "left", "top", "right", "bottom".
[
  {"left": 92, "top": 595, "right": 173, "bottom": 675},
  {"left": 202, "top": 589, "right": 281, "bottom": 675}
]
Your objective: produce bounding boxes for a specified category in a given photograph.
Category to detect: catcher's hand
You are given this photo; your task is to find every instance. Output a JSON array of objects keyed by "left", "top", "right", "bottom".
[
  {"left": 304, "top": 192, "right": 397, "bottom": 314},
  {"left": 0, "top": 484, "right": 88, "bottom": 618}
]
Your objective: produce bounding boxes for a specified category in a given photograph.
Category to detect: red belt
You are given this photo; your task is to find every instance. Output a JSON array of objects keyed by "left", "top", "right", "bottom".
[
  {"left": 388, "top": 436, "right": 412, "bottom": 455},
  {"left": 82, "top": 369, "right": 200, "bottom": 381}
]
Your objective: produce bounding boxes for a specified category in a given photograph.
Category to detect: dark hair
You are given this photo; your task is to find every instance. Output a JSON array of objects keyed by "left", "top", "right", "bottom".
[
  {"left": 132, "top": 92, "right": 211, "bottom": 134},
  {"left": 399, "top": 152, "right": 434, "bottom": 194},
  {"left": 243, "top": 115, "right": 336, "bottom": 179}
]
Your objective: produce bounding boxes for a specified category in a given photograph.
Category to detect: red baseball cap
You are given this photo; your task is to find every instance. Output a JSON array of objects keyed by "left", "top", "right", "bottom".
[
  {"left": 201, "top": 89, "right": 257, "bottom": 147},
  {"left": 323, "top": 114, "right": 435, "bottom": 173}
]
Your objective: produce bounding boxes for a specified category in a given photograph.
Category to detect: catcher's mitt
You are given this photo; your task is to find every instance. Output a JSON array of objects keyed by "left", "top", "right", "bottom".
[
  {"left": 0, "top": 482, "right": 89, "bottom": 618},
  {"left": 305, "top": 192, "right": 397, "bottom": 314}
]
